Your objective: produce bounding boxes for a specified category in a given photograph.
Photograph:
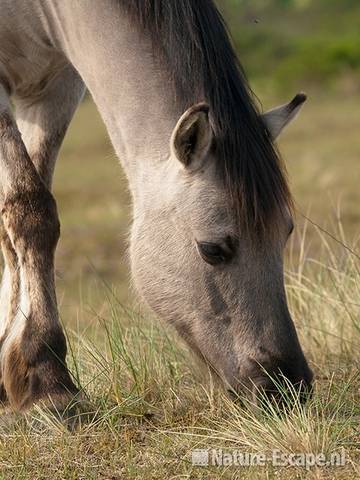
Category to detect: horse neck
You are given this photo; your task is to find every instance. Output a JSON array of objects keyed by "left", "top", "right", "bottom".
[{"left": 46, "top": 1, "right": 182, "bottom": 191}]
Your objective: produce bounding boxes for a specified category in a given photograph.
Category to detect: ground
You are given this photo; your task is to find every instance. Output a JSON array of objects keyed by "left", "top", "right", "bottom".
[{"left": 0, "top": 91, "right": 358, "bottom": 479}]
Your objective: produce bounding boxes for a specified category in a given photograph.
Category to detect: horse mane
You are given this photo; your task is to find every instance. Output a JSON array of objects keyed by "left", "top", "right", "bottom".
[{"left": 120, "top": 0, "right": 292, "bottom": 234}]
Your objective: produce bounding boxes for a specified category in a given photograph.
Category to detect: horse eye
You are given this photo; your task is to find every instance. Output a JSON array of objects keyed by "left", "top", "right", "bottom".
[{"left": 197, "top": 242, "right": 228, "bottom": 265}]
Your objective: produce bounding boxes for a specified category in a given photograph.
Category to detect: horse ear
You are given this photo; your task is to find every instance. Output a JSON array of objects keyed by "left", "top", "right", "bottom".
[
  {"left": 171, "top": 103, "right": 213, "bottom": 169},
  {"left": 262, "top": 93, "right": 307, "bottom": 140}
]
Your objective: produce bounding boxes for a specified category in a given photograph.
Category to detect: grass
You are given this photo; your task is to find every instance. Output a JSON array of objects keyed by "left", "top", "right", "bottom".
[
  {"left": 0, "top": 222, "right": 358, "bottom": 479},
  {"left": 0, "top": 90, "right": 359, "bottom": 477},
  {"left": 222, "top": 0, "right": 360, "bottom": 92}
]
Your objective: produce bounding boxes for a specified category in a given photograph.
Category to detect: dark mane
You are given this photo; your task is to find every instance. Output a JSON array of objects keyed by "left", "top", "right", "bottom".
[{"left": 120, "top": 0, "right": 292, "bottom": 233}]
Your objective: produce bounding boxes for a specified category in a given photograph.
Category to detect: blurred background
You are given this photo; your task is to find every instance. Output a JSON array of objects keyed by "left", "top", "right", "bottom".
[{"left": 54, "top": 0, "right": 360, "bottom": 324}]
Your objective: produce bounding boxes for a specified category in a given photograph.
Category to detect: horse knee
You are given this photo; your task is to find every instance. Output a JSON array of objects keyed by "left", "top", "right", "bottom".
[{"left": 1, "top": 187, "right": 60, "bottom": 259}]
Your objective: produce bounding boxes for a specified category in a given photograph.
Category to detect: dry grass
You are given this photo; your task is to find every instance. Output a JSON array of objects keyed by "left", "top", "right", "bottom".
[{"left": 0, "top": 222, "right": 358, "bottom": 479}]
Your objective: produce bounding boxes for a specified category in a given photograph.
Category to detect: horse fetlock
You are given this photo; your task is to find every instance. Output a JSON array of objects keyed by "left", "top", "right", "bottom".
[
  {"left": 1, "top": 188, "right": 60, "bottom": 258},
  {"left": 1, "top": 323, "right": 78, "bottom": 411}
]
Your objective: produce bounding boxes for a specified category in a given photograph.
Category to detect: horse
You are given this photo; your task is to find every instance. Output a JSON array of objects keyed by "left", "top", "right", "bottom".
[{"left": 0, "top": 0, "right": 312, "bottom": 413}]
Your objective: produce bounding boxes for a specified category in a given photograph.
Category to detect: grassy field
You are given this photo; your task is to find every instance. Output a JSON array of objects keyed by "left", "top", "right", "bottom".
[
  {"left": 1, "top": 2, "right": 357, "bottom": 477},
  {"left": 0, "top": 86, "right": 359, "bottom": 477}
]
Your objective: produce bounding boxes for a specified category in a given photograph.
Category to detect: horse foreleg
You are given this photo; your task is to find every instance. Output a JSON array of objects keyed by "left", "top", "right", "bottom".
[{"left": 0, "top": 67, "right": 85, "bottom": 412}]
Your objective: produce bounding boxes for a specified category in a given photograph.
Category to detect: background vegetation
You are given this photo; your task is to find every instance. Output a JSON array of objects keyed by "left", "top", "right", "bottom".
[
  {"left": 0, "top": 1, "right": 359, "bottom": 479},
  {"left": 224, "top": 0, "right": 360, "bottom": 93}
]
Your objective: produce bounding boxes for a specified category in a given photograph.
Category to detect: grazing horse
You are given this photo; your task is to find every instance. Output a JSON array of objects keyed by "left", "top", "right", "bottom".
[{"left": 0, "top": 0, "right": 312, "bottom": 413}]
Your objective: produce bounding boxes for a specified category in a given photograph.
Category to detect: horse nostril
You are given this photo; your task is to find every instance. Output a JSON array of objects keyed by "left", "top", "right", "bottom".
[
  {"left": 226, "top": 376, "right": 312, "bottom": 408},
  {"left": 225, "top": 360, "right": 314, "bottom": 408},
  {"left": 249, "top": 368, "right": 314, "bottom": 408}
]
